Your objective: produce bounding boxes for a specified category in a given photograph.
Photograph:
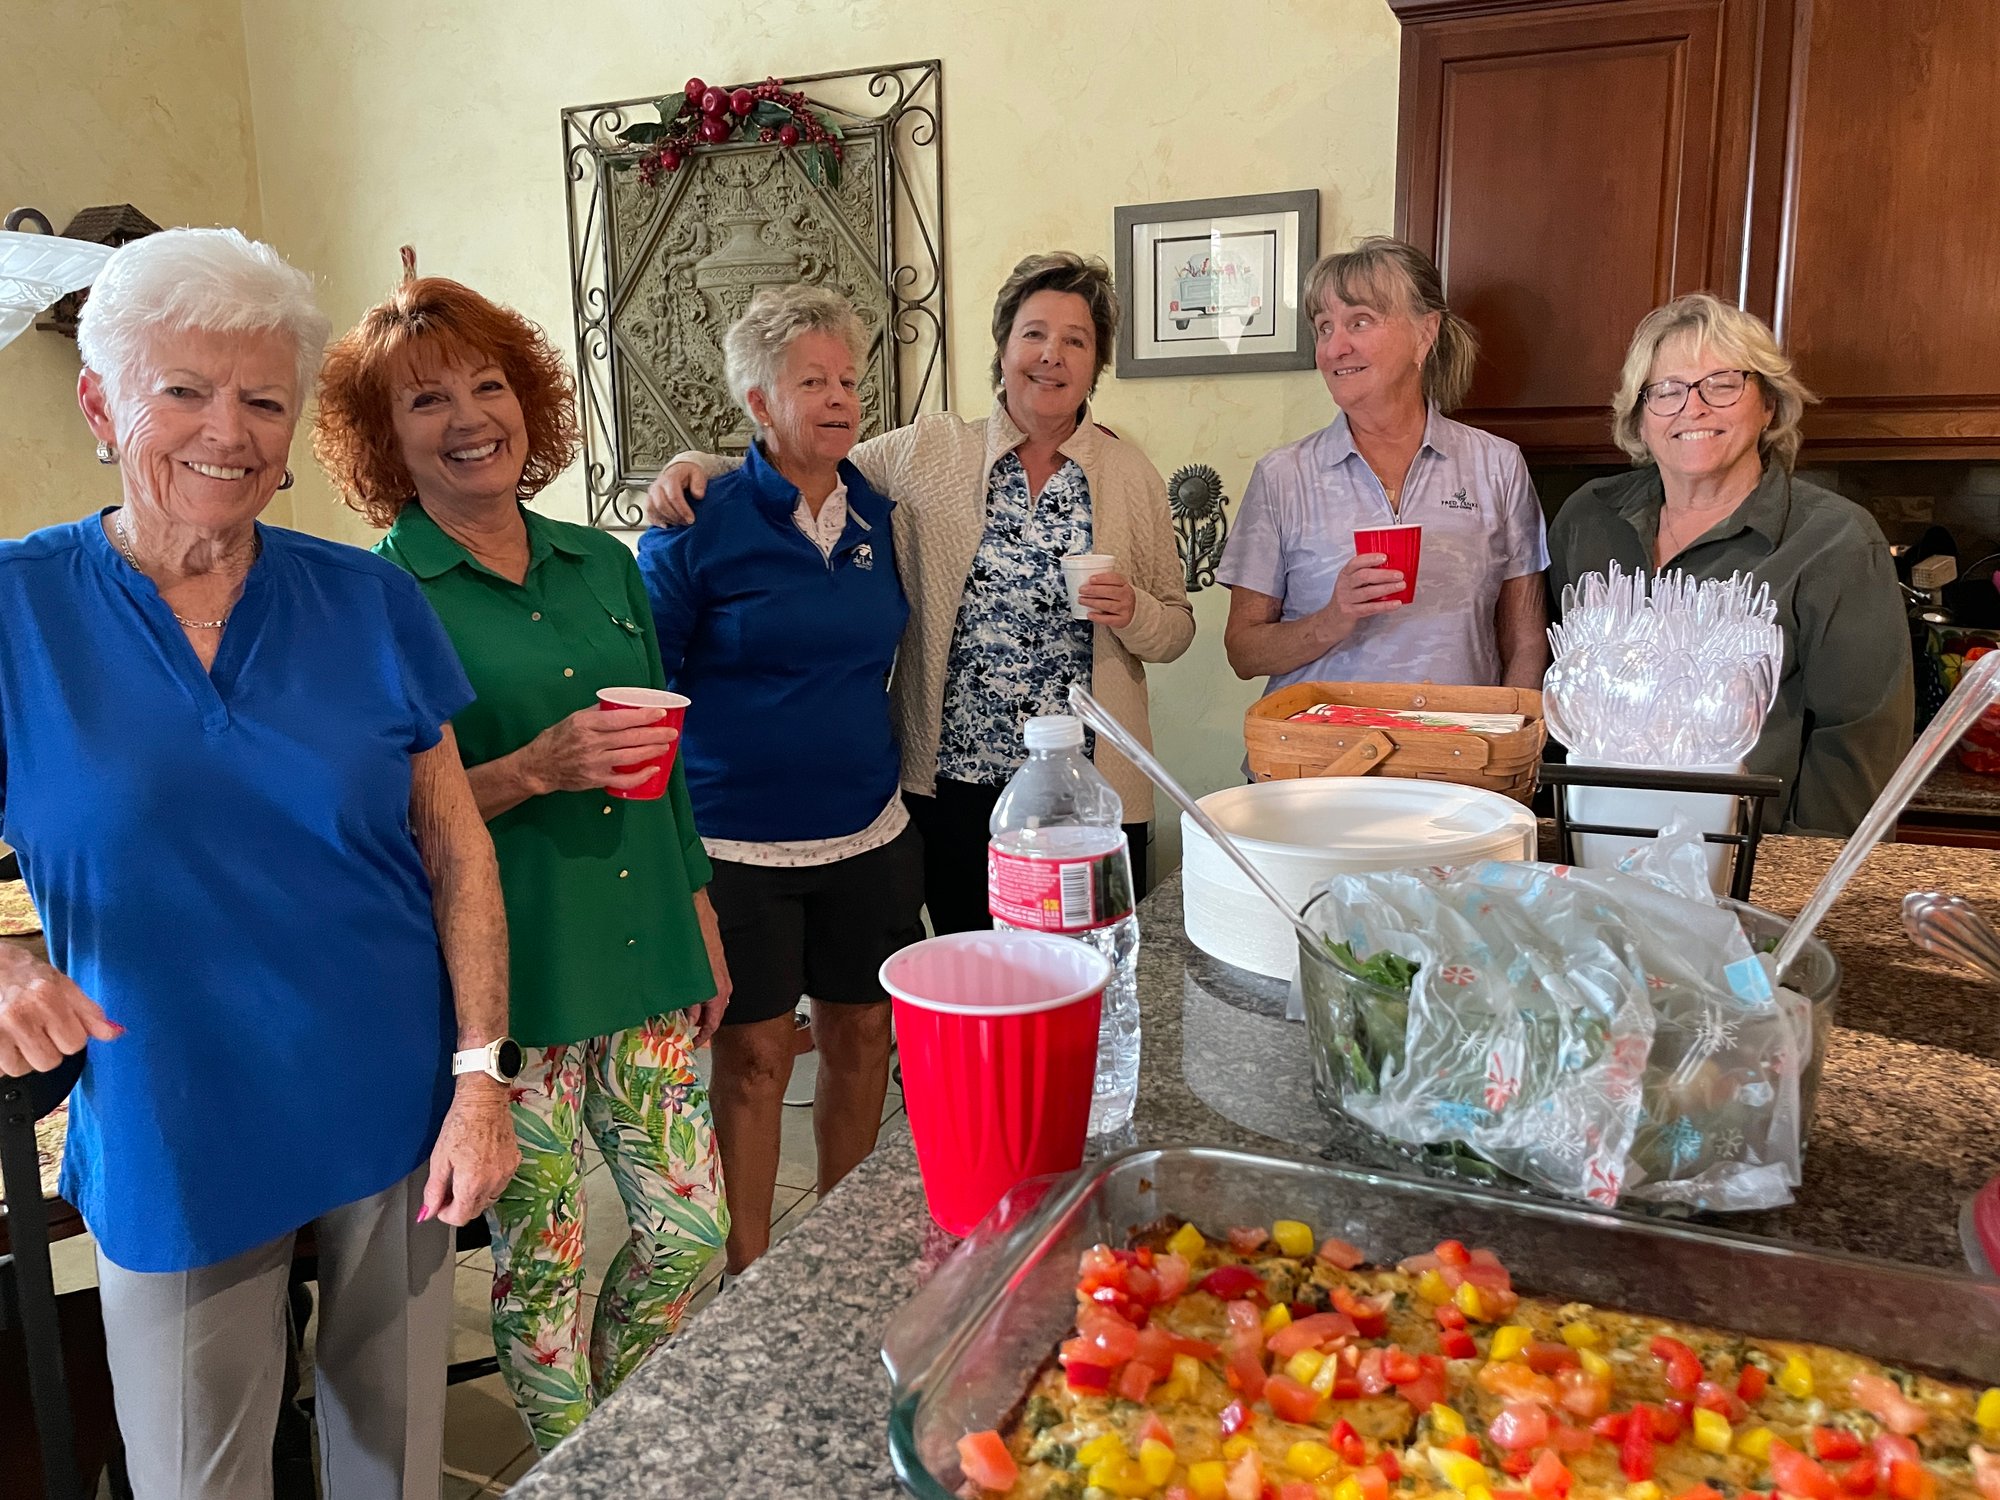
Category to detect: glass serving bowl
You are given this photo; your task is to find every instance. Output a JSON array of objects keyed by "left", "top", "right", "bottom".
[
  {"left": 1294, "top": 892, "right": 1842, "bottom": 1206},
  {"left": 881, "top": 1145, "right": 2000, "bottom": 1499}
]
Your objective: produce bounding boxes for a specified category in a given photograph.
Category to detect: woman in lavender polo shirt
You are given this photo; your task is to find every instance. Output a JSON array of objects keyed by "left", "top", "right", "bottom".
[{"left": 1218, "top": 237, "right": 1549, "bottom": 694}]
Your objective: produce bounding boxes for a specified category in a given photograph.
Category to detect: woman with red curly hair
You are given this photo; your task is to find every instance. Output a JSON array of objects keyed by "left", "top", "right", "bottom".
[{"left": 315, "top": 268, "right": 731, "bottom": 1451}]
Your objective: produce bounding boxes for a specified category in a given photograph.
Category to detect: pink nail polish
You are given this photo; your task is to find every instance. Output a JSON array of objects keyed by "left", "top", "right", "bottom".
[{"left": 416, "top": 1205, "right": 433, "bottom": 1223}]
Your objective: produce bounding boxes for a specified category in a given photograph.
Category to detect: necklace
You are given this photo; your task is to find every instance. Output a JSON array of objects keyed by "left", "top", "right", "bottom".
[{"left": 112, "top": 510, "right": 243, "bottom": 631}]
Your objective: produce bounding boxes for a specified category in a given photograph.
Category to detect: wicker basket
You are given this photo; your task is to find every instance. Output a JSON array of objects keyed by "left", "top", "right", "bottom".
[{"left": 1244, "top": 681, "right": 1547, "bottom": 804}]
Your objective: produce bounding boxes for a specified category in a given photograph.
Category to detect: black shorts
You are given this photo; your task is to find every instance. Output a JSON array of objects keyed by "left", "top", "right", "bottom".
[{"left": 706, "top": 822, "right": 927, "bottom": 1027}]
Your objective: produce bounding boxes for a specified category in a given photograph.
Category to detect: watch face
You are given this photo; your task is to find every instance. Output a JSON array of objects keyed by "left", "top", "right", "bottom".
[{"left": 495, "top": 1039, "right": 525, "bottom": 1081}]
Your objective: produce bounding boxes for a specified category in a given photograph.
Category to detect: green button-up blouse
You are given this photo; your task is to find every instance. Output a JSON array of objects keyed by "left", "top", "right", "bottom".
[{"left": 376, "top": 503, "right": 715, "bottom": 1046}]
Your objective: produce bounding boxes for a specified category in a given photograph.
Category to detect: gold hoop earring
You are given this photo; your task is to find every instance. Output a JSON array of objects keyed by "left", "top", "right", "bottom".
[
  {"left": 278, "top": 469, "right": 295, "bottom": 491},
  {"left": 96, "top": 440, "right": 117, "bottom": 464}
]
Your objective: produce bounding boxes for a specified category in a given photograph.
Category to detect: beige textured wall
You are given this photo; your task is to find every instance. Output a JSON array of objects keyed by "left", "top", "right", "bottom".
[
  {"left": 240, "top": 0, "right": 1403, "bottom": 865},
  {"left": 0, "top": 0, "right": 266, "bottom": 537}
]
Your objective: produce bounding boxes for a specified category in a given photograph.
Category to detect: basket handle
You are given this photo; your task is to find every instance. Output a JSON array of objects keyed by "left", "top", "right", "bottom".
[{"left": 1312, "top": 730, "right": 1396, "bottom": 778}]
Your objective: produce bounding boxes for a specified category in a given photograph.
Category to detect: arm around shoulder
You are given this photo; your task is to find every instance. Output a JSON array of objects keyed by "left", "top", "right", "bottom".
[{"left": 1105, "top": 443, "right": 1194, "bottom": 663}]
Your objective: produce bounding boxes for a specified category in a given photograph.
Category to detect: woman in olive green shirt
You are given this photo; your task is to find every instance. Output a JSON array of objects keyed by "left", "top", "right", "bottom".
[{"left": 315, "top": 273, "right": 731, "bottom": 1451}]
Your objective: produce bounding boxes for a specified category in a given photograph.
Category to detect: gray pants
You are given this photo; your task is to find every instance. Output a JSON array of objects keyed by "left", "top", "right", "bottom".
[{"left": 95, "top": 1166, "right": 452, "bottom": 1500}]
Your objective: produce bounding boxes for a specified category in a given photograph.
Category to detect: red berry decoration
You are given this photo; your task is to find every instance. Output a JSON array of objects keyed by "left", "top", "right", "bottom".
[
  {"left": 700, "top": 86, "right": 729, "bottom": 117},
  {"left": 729, "top": 87, "right": 755, "bottom": 116},
  {"left": 777, "top": 123, "right": 800, "bottom": 147},
  {"left": 684, "top": 77, "right": 706, "bottom": 102},
  {"left": 660, "top": 147, "right": 683, "bottom": 171},
  {"left": 698, "top": 117, "right": 729, "bottom": 144}
]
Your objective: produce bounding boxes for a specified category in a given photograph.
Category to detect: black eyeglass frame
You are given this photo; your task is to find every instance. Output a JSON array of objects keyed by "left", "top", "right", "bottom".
[{"left": 1638, "top": 367, "right": 1758, "bottom": 417}]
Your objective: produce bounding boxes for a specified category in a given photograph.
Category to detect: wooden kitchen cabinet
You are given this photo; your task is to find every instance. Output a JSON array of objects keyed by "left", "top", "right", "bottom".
[{"left": 1388, "top": 0, "right": 2000, "bottom": 461}]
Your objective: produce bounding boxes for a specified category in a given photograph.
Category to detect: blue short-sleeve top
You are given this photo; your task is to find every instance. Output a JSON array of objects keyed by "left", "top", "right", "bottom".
[{"left": 0, "top": 514, "right": 475, "bottom": 1273}]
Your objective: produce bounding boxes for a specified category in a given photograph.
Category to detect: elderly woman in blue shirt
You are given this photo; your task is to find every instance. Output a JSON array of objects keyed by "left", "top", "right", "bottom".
[
  {"left": 0, "top": 228, "right": 518, "bottom": 1500},
  {"left": 638, "top": 285, "right": 924, "bottom": 1275}
]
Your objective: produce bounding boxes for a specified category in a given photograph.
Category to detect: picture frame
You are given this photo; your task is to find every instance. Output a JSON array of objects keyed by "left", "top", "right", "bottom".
[{"left": 1112, "top": 189, "right": 1319, "bottom": 379}]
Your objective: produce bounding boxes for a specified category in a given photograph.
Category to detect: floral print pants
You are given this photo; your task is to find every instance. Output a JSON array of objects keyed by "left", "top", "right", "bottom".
[{"left": 486, "top": 1009, "right": 728, "bottom": 1450}]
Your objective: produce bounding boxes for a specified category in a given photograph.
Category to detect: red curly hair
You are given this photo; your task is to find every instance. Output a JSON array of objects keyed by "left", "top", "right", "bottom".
[{"left": 314, "top": 274, "right": 581, "bottom": 527}]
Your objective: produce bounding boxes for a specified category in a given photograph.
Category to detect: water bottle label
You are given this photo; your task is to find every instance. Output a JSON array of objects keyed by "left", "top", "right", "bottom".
[{"left": 987, "top": 846, "right": 1136, "bottom": 932}]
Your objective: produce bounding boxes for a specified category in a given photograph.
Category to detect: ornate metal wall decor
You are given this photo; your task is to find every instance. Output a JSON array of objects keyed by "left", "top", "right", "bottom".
[
  {"left": 1168, "top": 462, "right": 1232, "bottom": 592},
  {"left": 563, "top": 62, "right": 946, "bottom": 529}
]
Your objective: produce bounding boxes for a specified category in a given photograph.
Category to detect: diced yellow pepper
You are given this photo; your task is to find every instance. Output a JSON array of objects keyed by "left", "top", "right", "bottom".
[
  {"left": 1334, "top": 1478, "right": 1365, "bottom": 1500},
  {"left": 1167, "top": 1221, "right": 1206, "bottom": 1259},
  {"left": 1490, "top": 1325, "right": 1532, "bottom": 1362},
  {"left": 1778, "top": 1354, "right": 1815, "bottom": 1399},
  {"left": 1188, "top": 1459, "right": 1229, "bottom": 1500},
  {"left": 1977, "top": 1386, "right": 2000, "bottom": 1431},
  {"left": 1455, "top": 1281, "right": 1488, "bottom": 1321},
  {"left": 1264, "top": 1302, "right": 1295, "bottom": 1334},
  {"left": 1579, "top": 1349, "right": 1613, "bottom": 1380},
  {"left": 1089, "top": 1454, "right": 1156, "bottom": 1498},
  {"left": 1224, "top": 1434, "right": 1257, "bottom": 1460},
  {"left": 1559, "top": 1321, "right": 1601, "bottom": 1349},
  {"left": 1627, "top": 1483, "right": 1664, "bottom": 1500},
  {"left": 1468, "top": 1486, "right": 1496, "bottom": 1500},
  {"left": 1156, "top": 1352, "right": 1202, "bottom": 1403},
  {"left": 1273, "top": 1219, "right": 1316, "bottom": 1258},
  {"left": 1430, "top": 1403, "right": 1468, "bottom": 1439},
  {"left": 1416, "top": 1269, "right": 1453, "bottom": 1305},
  {"left": 1078, "top": 1432, "right": 1126, "bottom": 1466},
  {"left": 1431, "top": 1446, "right": 1490, "bottom": 1492},
  {"left": 1289, "top": 1442, "right": 1342, "bottom": 1479},
  {"left": 1692, "top": 1408, "right": 1733, "bottom": 1454},
  {"left": 1287, "top": 1348, "right": 1328, "bottom": 1385},
  {"left": 1309, "top": 1351, "right": 1341, "bottom": 1397},
  {"left": 1139, "top": 1438, "right": 1177, "bottom": 1487},
  {"left": 1736, "top": 1426, "right": 1775, "bottom": 1460}
]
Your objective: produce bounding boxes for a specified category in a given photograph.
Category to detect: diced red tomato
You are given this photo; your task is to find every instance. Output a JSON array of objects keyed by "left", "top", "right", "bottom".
[
  {"left": 1319, "top": 1237, "right": 1366, "bottom": 1269},
  {"left": 1152, "top": 1253, "right": 1191, "bottom": 1302},
  {"left": 1556, "top": 1366, "right": 1612, "bottom": 1419},
  {"left": 1078, "top": 1244, "right": 1123, "bottom": 1289},
  {"left": 1852, "top": 1374, "right": 1931, "bottom": 1437},
  {"left": 1330, "top": 1419, "right": 1360, "bottom": 1449},
  {"left": 1126, "top": 1264, "right": 1160, "bottom": 1303},
  {"left": 1652, "top": 1403, "right": 1687, "bottom": 1442},
  {"left": 1548, "top": 1421, "right": 1597, "bottom": 1455},
  {"left": 1379, "top": 1448, "right": 1402, "bottom": 1481},
  {"left": 1224, "top": 1447, "right": 1264, "bottom": 1500},
  {"left": 1528, "top": 1451, "right": 1574, "bottom": 1500},
  {"left": 1077, "top": 1305, "right": 1142, "bottom": 1362},
  {"left": 1062, "top": 1357, "right": 1110, "bottom": 1393},
  {"left": 1220, "top": 1399, "right": 1251, "bottom": 1436},
  {"left": 1228, "top": 1226, "right": 1270, "bottom": 1253},
  {"left": 1200, "top": 1265, "right": 1267, "bottom": 1302},
  {"left": 1449, "top": 1436, "right": 1485, "bottom": 1459},
  {"left": 1621, "top": 1404, "right": 1657, "bottom": 1482},
  {"left": 1139, "top": 1412, "right": 1175, "bottom": 1450},
  {"left": 1136, "top": 1325, "right": 1220, "bottom": 1369},
  {"left": 1268, "top": 1312, "right": 1359, "bottom": 1359},
  {"left": 1695, "top": 1381, "right": 1747, "bottom": 1423},
  {"left": 1382, "top": 1349, "right": 1421, "bottom": 1384},
  {"left": 1118, "top": 1360, "right": 1161, "bottom": 1401},
  {"left": 1592, "top": 1413, "right": 1629, "bottom": 1441},
  {"left": 1436, "top": 1302, "right": 1469, "bottom": 1331},
  {"left": 1280, "top": 1483, "right": 1319, "bottom": 1500},
  {"left": 1441, "top": 1329, "right": 1478, "bottom": 1359},
  {"left": 1489, "top": 1402, "right": 1553, "bottom": 1451},
  {"left": 1814, "top": 1428, "right": 1867, "bottom": 1463},
  {"left": 1968, "top": 1446, "right": 2000, "bottom": 1500},
  {"left": 1526, "top": 1342, "right": 1582, "bottom": 1374},
  {"left": 1355, "top": 1464, "right": 1391, "bottom": 1500},
  {"left": 1398, "top": 1251, "right": 1442, "bottom": 1275},
  {"left": 956, "top": 1430, "right": 1019, "bottom": 1492},
  {"left": 1224, "top": 1329, "right": 1266, "bottom": 1402},
  {"left": 1887, "top": 1460, "right": 1937, "bottom": 1500},
  {"left": 1739, "top": 1365, "right": 1769, "bottom": 1402},
  {"left": 1226, "top": 1300, "right": 1263, "bottom": 1335},
  {"left": 1395, "top": 1354, "right": 1449, "bottom": 1413},
  {"left": 1356, "top": 1347, "right": 1391, "bottom": 1395},
  {"left": 1334, "top": 1426, "right": 1367, "bottom": 1467},
  {"left": 1436, "top": 1239, "right": 1472, "bottom": 1266},
  {"left": 1676, "top": 1486, "right": 1726, "bottom": 1500},
  {"left": 1479, "top": 1361, "right": 1559, "bottom": 1405},
  {"left": 1501, "top": 1452, "right": 1538, "bottom": 1477},
  {"left": 1874, "top": 1436, "right": 1922, "bottom": 1472},
  {"left": 1061, "top": 1335, "right": 1120, "bottom": 1370},
  {"left": 1770, "top": 1440, "right": 1843, "bottom": 1500},
  {"left": 1266, "top": 1373, "right": 1323, "bottom": 1424},
  {"left": 1333, "top": 1285, "right": 1390, "bottom": 1338},
  {"left": 1651, "top": 1336, "right": 1705, "bottom": 1395},
  {"left": 1839, "top": 1457, "right": 1881, "bottom": 1496}
]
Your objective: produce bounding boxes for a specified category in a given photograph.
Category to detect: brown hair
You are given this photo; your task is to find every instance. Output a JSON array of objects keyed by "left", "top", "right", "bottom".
[
  {"left": 1302, "top": 236, "right": 1479, "bottom": 412},
  {"left": 314, "top": 273, "right": 581, "bottom": 527},
  {"left": 988, "top": 250, "right": 1119, "bottom": 396}
]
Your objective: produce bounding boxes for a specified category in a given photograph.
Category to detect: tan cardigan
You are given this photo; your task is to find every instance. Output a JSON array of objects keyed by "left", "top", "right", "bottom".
[{"left": 673, "top": 407, "right": 1195, "bottom": 817}]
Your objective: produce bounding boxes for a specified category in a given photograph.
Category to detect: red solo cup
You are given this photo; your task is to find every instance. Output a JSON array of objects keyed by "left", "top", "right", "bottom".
[
  {"left": 881, "top": 931, "right": 1112, "bottom": 1236},
  {"left": 1354, "top": 523, "right": 1422, "bottom": 605},
  {"left": 595, "top": 687, "right": 688, "bottom": 801}
]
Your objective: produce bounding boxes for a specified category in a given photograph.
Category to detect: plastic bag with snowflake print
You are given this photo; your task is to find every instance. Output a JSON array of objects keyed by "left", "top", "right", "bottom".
[{"left": 1302, "top": 815, "right": 1814, "bottom": 1211}]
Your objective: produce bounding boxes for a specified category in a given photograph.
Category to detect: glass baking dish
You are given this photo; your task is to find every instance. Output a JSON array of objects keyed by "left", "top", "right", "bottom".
[{"left": 881, "top": 1145, "right": 2000, "bottom": 1499}]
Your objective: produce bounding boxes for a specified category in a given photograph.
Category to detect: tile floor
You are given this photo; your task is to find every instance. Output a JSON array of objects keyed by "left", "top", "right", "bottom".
[{"left": 58, "top": 1044, "right": 901, "bottom": 1498}]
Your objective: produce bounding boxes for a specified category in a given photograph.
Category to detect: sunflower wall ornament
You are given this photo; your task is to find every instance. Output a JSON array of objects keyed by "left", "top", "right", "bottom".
[{"left": 1167, "top": 462, "right": 1231, "bottom": 592}]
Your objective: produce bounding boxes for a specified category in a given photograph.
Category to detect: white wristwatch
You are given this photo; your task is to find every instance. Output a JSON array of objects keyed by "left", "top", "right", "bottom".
[{"left": 452, "top": 1037, "right": 524, "bottom": 1083}]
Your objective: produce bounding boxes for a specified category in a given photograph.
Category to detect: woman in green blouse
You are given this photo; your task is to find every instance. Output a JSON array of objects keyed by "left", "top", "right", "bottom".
[{"left": 315, "top": 272, "right": 730, "bottom": 1451}]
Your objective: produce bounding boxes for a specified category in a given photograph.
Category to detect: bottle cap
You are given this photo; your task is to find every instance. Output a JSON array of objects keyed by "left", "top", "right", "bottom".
[{"left": 1023, "top": 714, "right": 1084, "bottom": 751}]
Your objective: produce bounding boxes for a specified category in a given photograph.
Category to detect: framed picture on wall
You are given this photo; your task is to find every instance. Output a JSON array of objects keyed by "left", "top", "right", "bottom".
[{"left": 1112, "top": 189, "right": 1318, "bottom": 378}]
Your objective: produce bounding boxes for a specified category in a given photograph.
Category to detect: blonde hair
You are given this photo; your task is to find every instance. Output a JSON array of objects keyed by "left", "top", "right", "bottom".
[
  {"left": 1611, "top": 293, "right": 1814, "bottom": 468},
  {"left": 1302, "top": 236, "right": 1478, "bottom": 412},
  {"left": 723, "top": 284, "right": 870, "bottom": 433}
]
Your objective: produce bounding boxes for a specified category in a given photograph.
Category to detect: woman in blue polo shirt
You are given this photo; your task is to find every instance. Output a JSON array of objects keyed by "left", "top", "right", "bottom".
[
  {"left": 0, "top": 229, "right": 519, "bottom": 1498},
  {"left": 639, "top": 285, "right": 922, "bottom": 1274}
]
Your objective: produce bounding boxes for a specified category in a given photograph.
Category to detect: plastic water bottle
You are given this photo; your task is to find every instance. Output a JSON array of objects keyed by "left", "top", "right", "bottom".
[{"left": 987, "top": 715, "right": 1141, "bottom": 1136}]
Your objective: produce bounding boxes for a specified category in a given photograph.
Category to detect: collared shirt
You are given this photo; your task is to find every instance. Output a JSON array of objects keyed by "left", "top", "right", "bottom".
[
  {"left": 793, "top": 484, "right": 848, "bottom": 559},
  {"left": 377, "top": 504, "right": 715, "bottom": 1047},
  {"left": 935, "top": 450, "right": 1097, "bottom": 786},
  {"left": 1217, "top": 406, "right": 1549, "bottom": 692},
  {"left": 0, "top": 515, "right": 471, "bottom": 1272},
  {"left": 1547, "top": 460, "right": 1914, "bottom": 837}
]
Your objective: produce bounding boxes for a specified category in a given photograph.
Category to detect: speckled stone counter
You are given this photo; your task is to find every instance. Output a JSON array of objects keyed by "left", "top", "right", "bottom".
[
  {"left": 509, "top": 836, "right": 2000, "bottom": 1499},
  {"left": 1905, "top": 760, "right": 2000, "bottom": 821}
]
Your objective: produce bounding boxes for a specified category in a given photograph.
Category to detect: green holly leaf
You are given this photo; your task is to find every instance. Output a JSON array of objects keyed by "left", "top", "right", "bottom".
[
  {"left": 802, "top": 145, "right": 821, "bottom": 185},
  {"left": 824, "top": 148, "right": 841, "bottom": 189},
  {"left": 820, "top": 116, "right": 844, "bottom": 141},
  {"left": 751, "top": 101, "right": 792, "bottom": 128},
  {"left": 617, "top": 121, "right": 670, "bottom": 144}
]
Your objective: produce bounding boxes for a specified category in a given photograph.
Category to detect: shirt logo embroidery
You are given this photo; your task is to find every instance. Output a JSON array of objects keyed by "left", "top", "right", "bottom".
[
  {"left": 1442, "top": 487, "right": 1476, "bottom": 512},
  {"left": 852, "top": 543, "right": 875, "bottom": 570}
]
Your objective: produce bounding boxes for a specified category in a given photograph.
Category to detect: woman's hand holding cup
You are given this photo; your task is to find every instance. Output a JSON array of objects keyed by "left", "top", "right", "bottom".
[{"left": 526, "top": 701, "right": 683, "bottom": 796}]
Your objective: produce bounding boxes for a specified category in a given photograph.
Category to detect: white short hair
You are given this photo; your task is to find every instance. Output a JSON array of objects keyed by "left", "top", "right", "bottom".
[
  {"left": 76, "top": 228, "right": 330, "bottom": 406},
  {"left": 722, "top": 285, "right": 868, "bottom": 431}
]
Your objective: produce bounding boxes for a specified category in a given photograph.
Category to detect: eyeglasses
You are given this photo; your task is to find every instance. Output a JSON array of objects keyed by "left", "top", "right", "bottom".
[{"left": 1640, "top": 369, "right": 1754, "bottom": 417}]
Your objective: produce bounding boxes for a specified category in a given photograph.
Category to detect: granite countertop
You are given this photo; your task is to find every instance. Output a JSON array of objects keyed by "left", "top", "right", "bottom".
[
  {"left": 510, "top": 835, "right": 2000, "bottom": 1499},
  {"left": 1905, "top": 760, "right": 2000, "bottom": 819}
]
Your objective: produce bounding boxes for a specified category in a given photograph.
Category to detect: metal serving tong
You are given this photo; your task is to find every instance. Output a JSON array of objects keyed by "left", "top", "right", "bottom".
[{"left": 1901, "top": 890, "right": 2000, "bottom": 985}]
